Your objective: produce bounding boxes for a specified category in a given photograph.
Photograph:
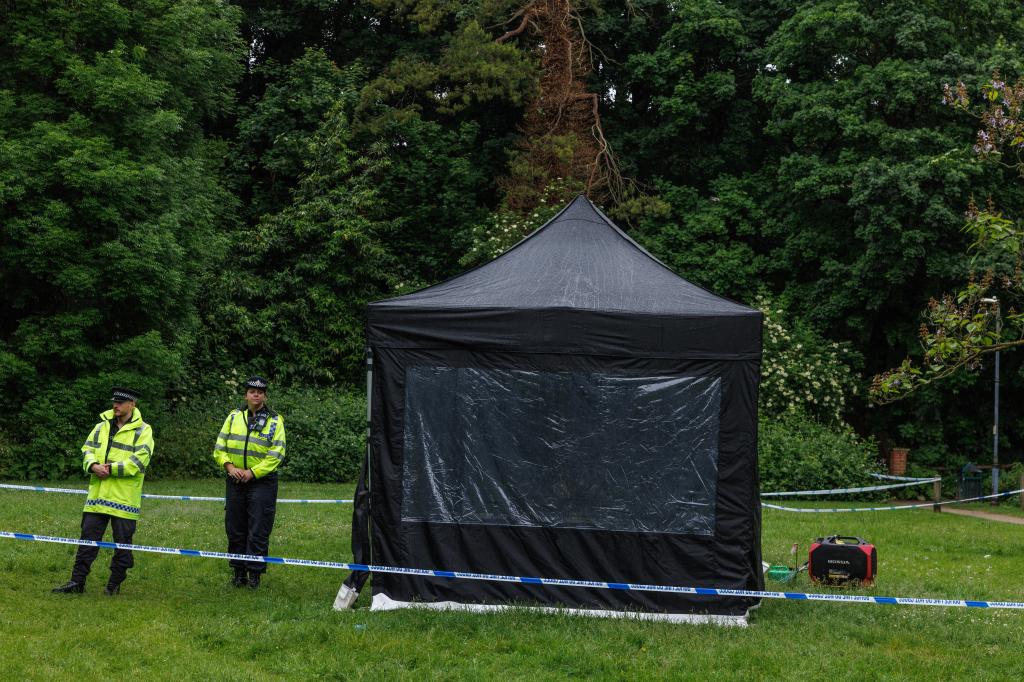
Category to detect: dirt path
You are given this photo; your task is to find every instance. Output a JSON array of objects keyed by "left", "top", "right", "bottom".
[{"left": 941, "top": 508, "right": 1024, "bottom": 525}]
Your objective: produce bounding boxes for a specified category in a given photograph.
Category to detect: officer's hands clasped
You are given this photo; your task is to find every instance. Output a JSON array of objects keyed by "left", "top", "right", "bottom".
[{"left": 225, "top": 462, "right": 254, "bottom": 483}]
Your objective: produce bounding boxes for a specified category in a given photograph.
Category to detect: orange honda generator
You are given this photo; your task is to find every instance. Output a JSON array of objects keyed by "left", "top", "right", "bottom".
[{"left": 808, "top": 536, "right": 877, "bottom": 586}]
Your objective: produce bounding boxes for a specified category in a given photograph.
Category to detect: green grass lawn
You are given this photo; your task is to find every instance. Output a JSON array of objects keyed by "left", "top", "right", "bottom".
[
  {"left": 946, "top": 501, "right": 1024, "bottom": 518},
  {"left": 2, "top": 480, "right": 1023, "bottom": 681}
]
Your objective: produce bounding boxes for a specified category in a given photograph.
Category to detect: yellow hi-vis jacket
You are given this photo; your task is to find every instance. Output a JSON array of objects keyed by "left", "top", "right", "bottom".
[
  {"left": 81, "top": 408, "right": 154, "bottom": 520},
  {"left": 212, "top": 407, "right": 286, "bottom": 478}
]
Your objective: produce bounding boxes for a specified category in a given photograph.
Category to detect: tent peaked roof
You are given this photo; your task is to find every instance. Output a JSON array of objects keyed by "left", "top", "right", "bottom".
[{"left": 373, "top": 195, "right": 757, "bottom": 317}]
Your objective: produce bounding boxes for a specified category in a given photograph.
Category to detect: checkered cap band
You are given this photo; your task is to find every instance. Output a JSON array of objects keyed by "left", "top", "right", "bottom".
[
  {"left": 111, "top": 387, "right": 139, "bottom": 402},
  {"left": 245, "top": 376, "right": 268, "bottom": 390}
]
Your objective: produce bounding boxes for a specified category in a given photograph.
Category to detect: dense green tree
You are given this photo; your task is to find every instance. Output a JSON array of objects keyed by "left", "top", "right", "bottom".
[
  {"left": 751, "top": 0, "right": 1024, "bottom": 462},
  {"left": 231, "top": 0, "right": 532, "bottom": 225},
  {"left": 5, "top": 0, "right": 1024, "bottom": 478},
  {"left": 587, "top": 1, "right": 772, "bottom": 297},
  {"left": 873, "top": 78, "right": 1024, "bottom": 404},
  {"left": 216, "top": 103, "right": 400, "bottom": 383},
  {"left": 0, "top": 0, "right": 243, "bottom": 476},
  {"left": 205, "top": 101, "right": 495, "bottom": 384},
  {"left": 205, "top": 1, "right": 538, "bottom": 386},
  {"left": 754, "top": 0, "right": 1024, "bottom": 344},
  {"left": 585, "top": 0, "right": 1024, "bottom": 464},
  {"left": 235, "top": 48, "right": 365, "bottom": 220},
  {"left": 229, "top": 1, "right": 421, "bottom": 221},
  {"left": 868, "top": 75, "right": 1024, "bottom": 467},
  {"left": 594, "top": 0, "right": 762, "bottom": 186}
]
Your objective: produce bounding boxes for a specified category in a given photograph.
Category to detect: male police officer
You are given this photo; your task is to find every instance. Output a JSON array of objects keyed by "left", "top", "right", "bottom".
[
  {"left": 53, "top": 387, "right": 154, "bottom": 595},
  {"left": 213, "top": 376, "right": 286, "bottom": 589}
]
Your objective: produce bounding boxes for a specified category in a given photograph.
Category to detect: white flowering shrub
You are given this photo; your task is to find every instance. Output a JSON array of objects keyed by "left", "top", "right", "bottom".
[
  {"left": 756, "top": 299, "right": 881, "bottom": 491},
  {"left": 758, "top": 296, "right": 861, "bottom": 425},
  {"left": 461, "top": 180, "right": 575, "bottom": 266}
]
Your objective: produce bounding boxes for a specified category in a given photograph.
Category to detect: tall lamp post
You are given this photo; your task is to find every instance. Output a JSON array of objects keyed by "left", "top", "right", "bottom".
[{"left": 980, "top": 297, "right": 1001, "bottom": 503}]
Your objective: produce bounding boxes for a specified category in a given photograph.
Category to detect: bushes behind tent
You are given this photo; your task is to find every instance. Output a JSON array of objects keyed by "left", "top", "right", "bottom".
[
  {"left": 154, "top": 385, "right": 366, "bottom": 483},
  {"left": 3, "top": 384, "right": 886, "bottom": 492},
  {"left": 759, "top": 409, "right": 886, "bottom": 500},
  {"left": 0, "top": 428, "right": 14, "bottom": 481},
  {"left": 0, "top": 385, "right": 367, "bottom": 483}
]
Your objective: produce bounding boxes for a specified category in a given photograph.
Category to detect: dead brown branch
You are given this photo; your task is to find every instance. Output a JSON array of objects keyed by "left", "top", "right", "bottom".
[
  {"left": 496, "top": 0, "right": 629, "bottom": 211},
  {"left": 496, "top": 5, "right": 540, "bottom": 43}
]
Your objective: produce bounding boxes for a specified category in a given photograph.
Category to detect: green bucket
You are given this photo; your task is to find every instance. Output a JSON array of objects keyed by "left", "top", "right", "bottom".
[{"left": 766, "top": 564, "right": 797, "bottom": 583}]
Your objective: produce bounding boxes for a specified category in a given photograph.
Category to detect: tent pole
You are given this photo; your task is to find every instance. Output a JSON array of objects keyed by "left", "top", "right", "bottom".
[{"left": 365, "top": 346, "right": 373, "bottom": 564}]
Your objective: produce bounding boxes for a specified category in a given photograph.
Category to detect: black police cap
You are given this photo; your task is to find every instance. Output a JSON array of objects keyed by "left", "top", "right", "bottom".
[
  {"left": 111, "top": 387, "right": 140, "bottom": 402},
  {"left": 245, "top": 376, "right": 269, "bottom": 391}
]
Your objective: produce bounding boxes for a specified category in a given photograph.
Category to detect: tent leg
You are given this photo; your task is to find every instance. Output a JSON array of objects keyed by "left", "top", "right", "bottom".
[{"left": 335, "top": 347, "right": 373, "bottom": 610}]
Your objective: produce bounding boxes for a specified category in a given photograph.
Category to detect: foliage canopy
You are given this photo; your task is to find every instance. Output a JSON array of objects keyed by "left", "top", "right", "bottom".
[{"left": 5, "top": 0, "right": 1024, "bottom": 478}]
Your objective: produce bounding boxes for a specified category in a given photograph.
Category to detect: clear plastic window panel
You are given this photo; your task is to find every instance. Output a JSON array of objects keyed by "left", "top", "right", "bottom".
[{"left": 401, "top": 367, "right": 721, "bottom": 535}]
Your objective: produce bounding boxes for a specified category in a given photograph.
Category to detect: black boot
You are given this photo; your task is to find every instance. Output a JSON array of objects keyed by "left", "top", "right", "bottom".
[
  {"left": 247, "top": 571, "right": 261, "bottom": 590},
  {"left": 231, "top": 567, "right": 247, "bottom": 588},
  {"left": 103, "top": 582, "right": 121, "bottom": 596},
  {"left": 52, "top": 580, "right": 85, "bottom": 594}
]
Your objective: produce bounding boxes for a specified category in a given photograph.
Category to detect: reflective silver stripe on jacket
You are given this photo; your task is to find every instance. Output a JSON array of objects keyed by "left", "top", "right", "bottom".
[
  {"left": 221, "top": 435, "right": 274, "bottom": 449},
  {"left": 221, "top": 433, "right": 260, "bottom": 444},
  {"left": 216, "top": 447, "right": 266, "bottom": 461},
  {"left": 129, "top": 455, "right": 147, "bottom": 474}
]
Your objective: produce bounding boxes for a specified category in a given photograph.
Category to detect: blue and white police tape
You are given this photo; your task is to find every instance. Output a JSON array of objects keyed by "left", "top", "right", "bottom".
[
  {"left": 871, "top": 473, "right": 937, "bottom": 482},
  {"left": 0, "top": 483, "right": 351, "bottom": 504},
  {"left": 761, "top": 477, "right": 940, "bottom": 497},
  {"left": 3, "top": 530, "right": 1023, "bottom": 610},
  {"left": 763, "top": 488, "right": 1024, "bottom": 512}
]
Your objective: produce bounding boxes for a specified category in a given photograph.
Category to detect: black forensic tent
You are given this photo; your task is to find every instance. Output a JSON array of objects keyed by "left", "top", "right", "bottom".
[{"left": 347, "top": 195, "right": 764, "bottom": 624}]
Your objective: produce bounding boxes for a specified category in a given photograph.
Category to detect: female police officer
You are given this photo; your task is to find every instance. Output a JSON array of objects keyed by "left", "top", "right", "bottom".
[{"left": 212, "top": 376, "right": 286, "bottom": 589}]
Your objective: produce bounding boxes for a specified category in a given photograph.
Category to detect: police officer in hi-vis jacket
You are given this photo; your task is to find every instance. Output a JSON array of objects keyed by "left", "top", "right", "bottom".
[
  {"left": 213, "top": 376, "right": 286, "bottom": 589},
  {"left": 53, "top": 387, "right": 154, "bottom": 595}
]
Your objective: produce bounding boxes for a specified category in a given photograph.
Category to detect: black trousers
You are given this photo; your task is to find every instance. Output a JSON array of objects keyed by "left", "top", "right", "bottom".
[
  {"left": 343, "top": 456, "right": 371, "bottom": 592},
  {"left": 71, "top": 512, "right": 136, "bottom": 585},
  {"left": 225, "top": 473, "right": 278, "bottom": 573}
]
